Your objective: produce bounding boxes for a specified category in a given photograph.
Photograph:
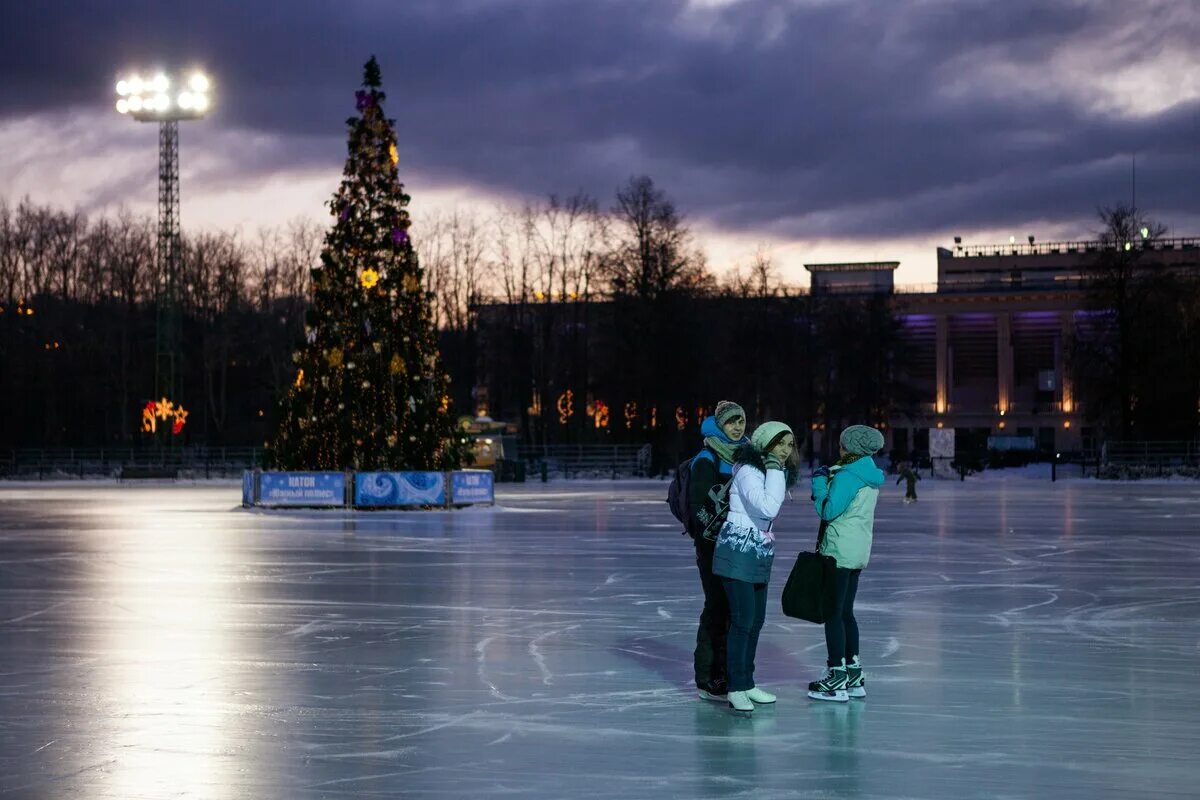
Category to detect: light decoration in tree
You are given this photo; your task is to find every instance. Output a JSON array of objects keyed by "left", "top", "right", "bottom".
[
  {"left": 624, "top": 402, "right": 638, "bottom": 430},
  {"left": 557, "top": 390, "right": 575, "bottom": 424},
  {"left": 295, "top": 369, "right": 305, "bottom": 388},
  {"left": 142, "top": 398, "right": 189, "bottom": 435},
  {"left": 649, "top": 406, "right": 657, "bottom": 429},
  {"left": 594, "top": 400, "right": 610, "bottom": 429}
]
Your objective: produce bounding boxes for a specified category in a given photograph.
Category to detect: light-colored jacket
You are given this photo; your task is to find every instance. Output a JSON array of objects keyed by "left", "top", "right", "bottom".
[
  {"left": 712, "top": 463, "right": 786, "bottom": 584},
  {"left": 810, "top": 456, "right": 886, "bottom": 569},
  {"left": 726, "top": 464, "right": 786, "bottom": 536}
]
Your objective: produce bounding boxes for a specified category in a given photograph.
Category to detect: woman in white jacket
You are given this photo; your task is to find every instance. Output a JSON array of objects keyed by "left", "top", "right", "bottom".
[{"left": 712, "top": 421, "right": 799, "bottom": 713}]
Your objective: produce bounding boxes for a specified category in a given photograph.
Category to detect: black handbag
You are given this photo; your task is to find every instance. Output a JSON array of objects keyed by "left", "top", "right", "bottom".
[{"left": 781, "top": 519, "right": 838, "bottom": 623}]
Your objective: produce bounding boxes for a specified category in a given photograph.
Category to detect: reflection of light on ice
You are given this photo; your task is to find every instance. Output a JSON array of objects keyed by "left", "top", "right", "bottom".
[{"left": 101, "top": 510, "right": 235, "bottom": 799}]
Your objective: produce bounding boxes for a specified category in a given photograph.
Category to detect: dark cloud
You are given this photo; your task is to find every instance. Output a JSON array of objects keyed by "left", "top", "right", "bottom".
[{"left": 2, "top": 0, "right": 1198, "bottom": 238}]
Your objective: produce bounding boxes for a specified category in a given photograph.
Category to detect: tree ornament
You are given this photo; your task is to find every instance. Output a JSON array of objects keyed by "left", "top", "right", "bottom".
[
  {"left": 392, "top": 228, "right": 408, "bottom": 245},
  {"left": 360, "top": 268, "right": 380, "bottom": 289},
  {"left": 326, "top": 349, "right": 344, "bottom": 368},
  {"left": 372, "top": 342, "right": 382, "bottom": 353},
  {"left": 389, "top": 143, "right": 399, "bottom": 165},
  {"left": 390, "top": 354, "right": 405, "bottom": 375},
  {"left": 403, "top": 274, "right": 420, "bottom": 293}
]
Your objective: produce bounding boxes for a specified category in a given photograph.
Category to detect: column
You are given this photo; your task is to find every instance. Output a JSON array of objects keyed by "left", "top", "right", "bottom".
[
  {"left": 996, "top": 312, "right": 1013, "bottom": 417},
  {"left": 935, "top": 314, "right": 948, "bottom": 414}
]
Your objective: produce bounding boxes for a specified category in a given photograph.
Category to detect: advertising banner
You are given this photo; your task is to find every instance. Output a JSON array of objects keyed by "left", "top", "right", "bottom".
[
  {"left": 450, "top": 470, "right": 495, "bottom": 505},
  {"left": 258, "top": 472, "right": 346, "bottom": 506},
  {"left": 242, "top": 470, "right": 257, "bottom": 506},
  {"left": 355, "top": 471, "right": 446, "bottom": 507}
]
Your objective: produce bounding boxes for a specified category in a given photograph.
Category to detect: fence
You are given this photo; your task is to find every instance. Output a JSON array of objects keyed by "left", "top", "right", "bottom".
[
  {"left": 1100, "top": 441, "right": 1200, "bottom": 478},
  {"left": 0, "top": 447, "right": 265, "bottom": 480},
  {"left": 515, "top": 443, "right": 652, "bottom": 479}
]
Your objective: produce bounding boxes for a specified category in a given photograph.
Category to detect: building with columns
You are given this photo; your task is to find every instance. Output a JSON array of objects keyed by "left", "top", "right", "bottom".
[{"left": 809, "top": 237, "right": 1200, "bottom": 456}]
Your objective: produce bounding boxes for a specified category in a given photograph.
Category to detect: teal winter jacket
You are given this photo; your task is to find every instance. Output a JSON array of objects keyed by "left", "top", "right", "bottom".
[{"left": 810, "top": 456, "right": 886, "bottom": 569}]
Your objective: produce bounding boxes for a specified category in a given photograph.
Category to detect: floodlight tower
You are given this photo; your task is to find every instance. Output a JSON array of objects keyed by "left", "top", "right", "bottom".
[{"left": 115, "top": 71, "right": 211, "bottom": 412}]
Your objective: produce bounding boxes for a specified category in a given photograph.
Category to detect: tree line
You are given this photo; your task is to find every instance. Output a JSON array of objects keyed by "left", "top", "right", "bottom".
[{"left": 1, "top": 187, "right": 1196, "bottom": 455}]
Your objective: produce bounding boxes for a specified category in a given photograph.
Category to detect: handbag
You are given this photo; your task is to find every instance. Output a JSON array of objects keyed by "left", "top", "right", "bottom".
[{"left": 780, "top": 519, "right": 838, "bottom": 623}]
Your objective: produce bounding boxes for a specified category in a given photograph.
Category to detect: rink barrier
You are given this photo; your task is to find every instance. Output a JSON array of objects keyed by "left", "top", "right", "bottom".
[{"left": 242, "top": 469, "right": 494, "bottom": 508}]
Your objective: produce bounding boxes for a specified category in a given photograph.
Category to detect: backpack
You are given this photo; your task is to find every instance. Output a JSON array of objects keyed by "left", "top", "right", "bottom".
[{"left": 666, "top": 449, "right": 733, "bottom": 538}]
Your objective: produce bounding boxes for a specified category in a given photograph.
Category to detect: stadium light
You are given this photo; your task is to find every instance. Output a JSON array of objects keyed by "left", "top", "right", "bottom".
[
  {"left": 115, "top": 69, "right": 212, "bottom": 121},
  {"left": 113, "top": 67, "right": 213, "bottom": 417}
]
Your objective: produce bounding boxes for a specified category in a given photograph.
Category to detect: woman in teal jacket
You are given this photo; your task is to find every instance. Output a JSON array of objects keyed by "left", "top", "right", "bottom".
[{"left": 808, "top": 425, "right": 886, "bottom": 702}]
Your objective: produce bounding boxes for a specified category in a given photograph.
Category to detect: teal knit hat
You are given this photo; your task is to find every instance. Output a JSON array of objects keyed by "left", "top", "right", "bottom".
[
  {"left": 839, "top": 424, "right": 885, "bottom": 456},
  {"left": 751, "top": 421, "right": 793, "bottom": 452}
]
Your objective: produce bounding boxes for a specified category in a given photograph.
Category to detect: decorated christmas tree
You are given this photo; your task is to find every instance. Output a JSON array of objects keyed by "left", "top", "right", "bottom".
[{"left": 271, "top": 57, "right": 468, "bottom": 471}]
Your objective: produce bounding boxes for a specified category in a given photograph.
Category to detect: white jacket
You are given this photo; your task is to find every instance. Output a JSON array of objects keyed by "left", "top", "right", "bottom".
[{"left": 725, "top": 465, "right": 786, "bottom": 535}]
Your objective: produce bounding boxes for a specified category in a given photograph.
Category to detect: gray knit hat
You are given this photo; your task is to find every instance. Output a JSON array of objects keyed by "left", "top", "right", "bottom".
[
  {"left": 714, "top": 400, "right": 745, "bottom": 427},
  {"left": 839, "top": 425, "right": 885, "bottom": 456}
]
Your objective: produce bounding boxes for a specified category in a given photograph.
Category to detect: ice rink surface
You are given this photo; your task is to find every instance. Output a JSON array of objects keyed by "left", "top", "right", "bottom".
[{"left": 1, "top": 474, "right": 1198, "bottom": 799}]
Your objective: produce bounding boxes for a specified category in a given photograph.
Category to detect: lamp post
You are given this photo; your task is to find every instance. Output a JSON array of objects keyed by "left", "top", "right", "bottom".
[{"left": 115, "top": 71, "right": 211, "bottom": 424}]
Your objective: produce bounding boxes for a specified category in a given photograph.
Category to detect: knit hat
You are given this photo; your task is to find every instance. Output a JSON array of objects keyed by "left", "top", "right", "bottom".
[
  {"left": 750, "top": 421, "right": 793, "bottom": 452},
  {"left": 839, "top": 425, "right": 885, "bottom": 456},
  {"left": 714, "top": 401, "right": 745, "bottom": 427}
]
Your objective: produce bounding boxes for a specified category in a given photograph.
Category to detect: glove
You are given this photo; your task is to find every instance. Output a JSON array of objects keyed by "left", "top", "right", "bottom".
[
  {"left": 812, "top": 465, "right": 831, "bottom": 479},
  {"left": 764, "top": 453, "right": 785, "bottom": 471}
]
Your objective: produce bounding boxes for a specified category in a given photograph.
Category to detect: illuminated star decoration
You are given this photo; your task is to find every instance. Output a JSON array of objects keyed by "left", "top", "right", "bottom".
[
  {"left": 141, "top": 398, "right": 189, "bottom": 435},
  {"left": 388, "top": 143, "right": 399, "bottom": 165},
  {"left": 360, "top": 268, "right": 380, "bottom": 289}
]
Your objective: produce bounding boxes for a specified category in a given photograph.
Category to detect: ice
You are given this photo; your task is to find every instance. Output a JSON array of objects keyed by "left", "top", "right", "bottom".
[{"left": 1, "top": 476, "right": 1198, "bottom": 798}]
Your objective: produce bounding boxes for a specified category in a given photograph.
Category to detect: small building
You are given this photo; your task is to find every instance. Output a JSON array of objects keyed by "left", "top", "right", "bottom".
[{"left": 805, "top": 261, "right": 898, "bottom": 295}]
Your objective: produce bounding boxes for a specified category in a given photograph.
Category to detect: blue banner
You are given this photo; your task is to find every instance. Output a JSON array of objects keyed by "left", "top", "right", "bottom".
[
  {"left": 355, "top": 471, "right": 445, "bottom": 507},
  {"left": 258, "top": 472, "right": 346, "bottom": 506},
  {"left": 450, "top": 470, "right": 495, "bottom": 505},
  {"left": 242, "top": 471, "right": 256, "bottom": 506}
]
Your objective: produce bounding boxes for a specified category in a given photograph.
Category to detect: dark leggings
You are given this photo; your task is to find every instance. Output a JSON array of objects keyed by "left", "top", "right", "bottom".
[{"left": 824, "top": 568, "right": 862, "bottom": 667}]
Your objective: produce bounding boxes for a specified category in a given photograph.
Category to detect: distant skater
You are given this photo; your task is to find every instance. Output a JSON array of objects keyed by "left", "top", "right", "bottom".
[
  {"left": 807, "top": 425, "right": 885, "bottom": 702},
  {"left": 896, "top": 461, "right": 921, "bottom": 503}
]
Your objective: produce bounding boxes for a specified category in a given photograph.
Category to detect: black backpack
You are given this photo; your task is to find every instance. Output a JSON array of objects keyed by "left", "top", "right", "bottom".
[{"left": 667, "top": 450, "right": 733, "bottom": 538}]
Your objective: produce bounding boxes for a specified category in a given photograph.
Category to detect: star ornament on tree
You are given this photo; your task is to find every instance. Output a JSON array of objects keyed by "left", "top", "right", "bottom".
[{"left": 360, "top": 268, "right": 380, "bottom": 289}]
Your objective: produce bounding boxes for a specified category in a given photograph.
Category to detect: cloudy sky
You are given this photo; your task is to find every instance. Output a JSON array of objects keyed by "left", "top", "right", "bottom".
[{"left": 1, "top": 0, "right": 1197, "bottom": 284}]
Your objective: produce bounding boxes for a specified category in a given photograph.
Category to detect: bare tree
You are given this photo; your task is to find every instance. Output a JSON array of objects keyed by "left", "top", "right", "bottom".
[{"left": 606, "top": 175, "right": 709, "bottom": 299}]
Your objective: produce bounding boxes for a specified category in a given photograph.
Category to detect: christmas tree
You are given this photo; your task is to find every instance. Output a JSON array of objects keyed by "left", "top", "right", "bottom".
[{"left": 271, "top": 57, "right": 469, "bottom": 471}]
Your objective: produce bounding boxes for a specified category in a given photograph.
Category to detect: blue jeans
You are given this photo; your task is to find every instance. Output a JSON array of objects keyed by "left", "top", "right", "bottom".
[{"left": 720, "top": 577, "right": 768, "bottom": 692}]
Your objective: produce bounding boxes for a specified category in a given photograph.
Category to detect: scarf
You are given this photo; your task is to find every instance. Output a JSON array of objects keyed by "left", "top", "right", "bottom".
[{"left": 705, "top": 435, "right": 742, "bottom": 465}]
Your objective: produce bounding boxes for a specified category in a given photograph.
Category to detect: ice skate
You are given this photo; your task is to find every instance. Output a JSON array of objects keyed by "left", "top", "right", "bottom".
[
  {"left": 746, "top": 686, "right": 776, "bottom": 704},
  {"left": 845, "top": 657, "right": 866, "bottom": 699},
  {"left": 727, "top": 690, "right": 754, "bottom": 713},
  {"left": 807, "top": 663, "right": 849, "bottom": 702},
  {"left": 697, "top": 678, "right": 728, "bottom": 702}
]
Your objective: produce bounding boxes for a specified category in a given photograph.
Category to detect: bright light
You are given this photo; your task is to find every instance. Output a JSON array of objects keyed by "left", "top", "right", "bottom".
[
  {"left": 154, "top": 93, "right": 171, "bottom": 111},
  {"left": 152, "top": 74, "right": 169, "bottom": 92},
  {"left": 1124, "top": 242, "right": 1132, "bottom": 251},
  {"left": 129, "top": 76, "right": 144, "bottom": 94},
  {"left": 128, "top": 95, "right": 144, "bottom": 112},
  {"left": 189, "top": 73, "right": 209, "bottom": 92},
  {"left": 116, "top": 98, "right": 130, "bottom": 114},
  {"left": 177, "top": 92, "right": 193, "bottom": 109},
  {"left": 1139, "top": 226, "right": 1150, "bottom": 239},
  {"left": 116, "top": 80, "right": 130, "bottom": 95},
  {"left": 1009, "top": 235, "right": 1016, "bottom": 244},
  {"left": 192, "top": 93, "right": 209, "bottom": 112}
]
